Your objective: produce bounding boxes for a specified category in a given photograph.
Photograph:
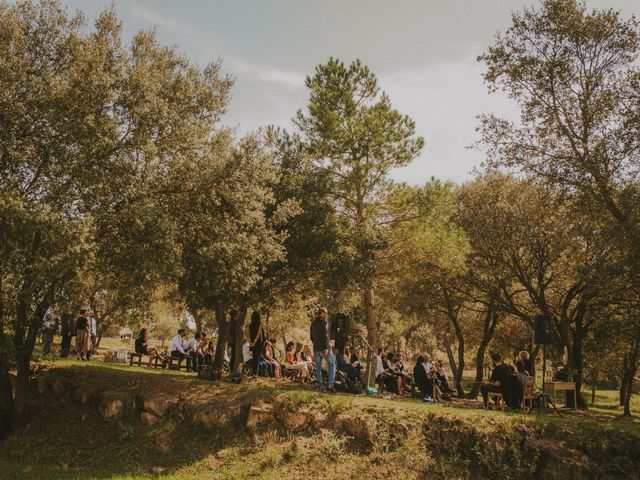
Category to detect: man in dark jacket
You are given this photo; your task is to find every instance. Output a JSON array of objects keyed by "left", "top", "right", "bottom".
[
  {"left": 310, "top": 307, "right": 336, "bottom": 392},
  {"left": 481, "top": 352, "right": 520, "bottom": 409},
  {"left": 413, "top": 356, "right": 432, "bottom": 399},
  {"left": 59, "top": 312, "right": 75, "bottom": 358}
]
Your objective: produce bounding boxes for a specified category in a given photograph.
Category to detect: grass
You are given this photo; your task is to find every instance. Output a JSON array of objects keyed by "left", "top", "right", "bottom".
[{"left": 2, "top": 357, "right": 640, "bottom": 480}]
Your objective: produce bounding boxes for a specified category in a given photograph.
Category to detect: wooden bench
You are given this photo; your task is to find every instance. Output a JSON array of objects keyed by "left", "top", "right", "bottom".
[
  {"left": 487, "top": 391, "right": 505, "bottom": 411},
  {"left": 166, "top": 355, "right": 191, "bottom": 371},
  {"left": 129, "top": 352, "right": 160, "bottom": 368}
]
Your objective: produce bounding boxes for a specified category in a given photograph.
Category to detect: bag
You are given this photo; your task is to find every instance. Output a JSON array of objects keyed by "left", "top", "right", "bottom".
[{"left": 197, "top": 366, "right": 219, "bottom": 381}]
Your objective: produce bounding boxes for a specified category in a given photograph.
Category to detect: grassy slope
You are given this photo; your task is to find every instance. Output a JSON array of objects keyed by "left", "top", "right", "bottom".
[{"left": 2, "top": 360, "right": 640, "bottom": 480}]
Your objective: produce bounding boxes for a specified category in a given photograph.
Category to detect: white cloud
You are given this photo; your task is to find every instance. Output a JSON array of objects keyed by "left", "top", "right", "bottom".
[
  {"left": 257, "top": 69, "right": 306, "bottom": 88},
  {"left": 129, "top": 5, "right": 184, "bottom": 31},
  {"left": 230, "top": 58, "right": 305, "bottom": 89}
]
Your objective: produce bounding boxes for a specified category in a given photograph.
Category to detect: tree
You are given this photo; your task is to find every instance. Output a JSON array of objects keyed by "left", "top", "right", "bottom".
[
  {"left": 172, "top": 133, "right": 294, "bottom": 369},
  {"left": 478, "top": 0, "right": 640, "bottom": 412},
  {"left": 293, "top": 58, "right": 424, "bottom": 384},
  {"left": 0, "top": 0, "right": 231, "bottom": 430}
]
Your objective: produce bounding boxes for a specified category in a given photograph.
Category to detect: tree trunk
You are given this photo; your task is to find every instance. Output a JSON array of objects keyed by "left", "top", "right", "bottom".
[
  {"left": 620, "top": 356, "right": 628, "bottom": 407},
  {"left": 591, "top": 374, "right": 596, "bottom": 405},
  {"left": 530, "top": 344, "right": 540, "bottom": 380},
  {"left": 95, "top": 317, "right": 111, "bottom": 349},
  {"left": 13, "top": 354, "right": 30, "bottom": 423},
  {"left": 212, "top": 304, "right": 227, "bottom": 370},
  {"left": 0, "top": 303, "right": 14, "bottom": 438},
  {"left": 570, "top": 314, "right": 587, "bottom": 409},
  {"left": 467, "top": 306, "right": 498, "bottom": 399},
  {"left": 0, "top": 367, "right": 12, "bottom": 439},
  {"left": 363, "top": 285, "right": 377, "bottom": 387},
  {"left": 443, "top": 336, "right": 464, "bottom": 396},
  {"left": 233, "top": 306, "right": 248, "bottom": 372},
  {"left": 621, "top": 338, "right": 640, "bottom": 417}
]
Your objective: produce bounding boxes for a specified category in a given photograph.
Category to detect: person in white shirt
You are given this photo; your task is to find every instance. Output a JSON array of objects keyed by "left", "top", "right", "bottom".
[
  {"left": 170, "top": 329, "right": 193, "bottom": 371},
  {"left": 86, "top": 310, "right": 97, "bottom": 359},
  {"left": 242, "top": 338, "right": 253, "bottom": 372}
]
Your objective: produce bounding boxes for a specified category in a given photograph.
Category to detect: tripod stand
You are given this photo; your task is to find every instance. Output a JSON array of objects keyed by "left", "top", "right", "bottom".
[{"left": 535, "top": 391, "right": 563, "bottom": 417}]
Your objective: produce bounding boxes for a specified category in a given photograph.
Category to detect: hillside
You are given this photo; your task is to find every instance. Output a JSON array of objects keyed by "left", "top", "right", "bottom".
[{"left": 2, "top": 363, "right": 640, "bottom": 480}]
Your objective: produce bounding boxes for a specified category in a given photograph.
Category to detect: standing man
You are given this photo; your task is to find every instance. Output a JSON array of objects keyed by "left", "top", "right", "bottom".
[
  {"left": 87, "top": 310, "right": 97, "bottom": 360},
  {"left": 59, "top": 312, "right": 75, "bottom": 358},
  {"left": 310, "top": 307, "right": 336, "bottom": 392},
  {"left": 41, "top": 306, "right": 58, "bottom": 355}
]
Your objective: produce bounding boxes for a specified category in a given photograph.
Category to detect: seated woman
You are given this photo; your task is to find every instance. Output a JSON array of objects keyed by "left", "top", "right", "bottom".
[
  {"left": 135, "top": 328, "right": 166, "bottom": 368},
  {"left": 433, "top": 361, "right": 452, "bottom": 399},
  {"left": 394, "top": 354, "right": 413, "bottom": 394},
  {"left": 282, "top": 341, "right": 308, "bottom": 381},
  {"left": 337, "top": 347, "right": 359, "bottom": 379},
  {"left": 381, "top": 352, "right": 401, "bottom": 393},
  {"left": 516, "top": 350, "right": 533, "bottom": 377}
]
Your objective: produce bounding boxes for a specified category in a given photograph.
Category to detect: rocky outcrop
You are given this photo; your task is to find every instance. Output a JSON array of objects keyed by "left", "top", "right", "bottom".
[
  {"left": 247, "top": 401, "right": 276, "bottom": 428},
  {"left": 142, "top": 395, "right": 177, "bottom": 417},
  {"left": 98, "top": 390, "right": 133, "bottom": 420}
]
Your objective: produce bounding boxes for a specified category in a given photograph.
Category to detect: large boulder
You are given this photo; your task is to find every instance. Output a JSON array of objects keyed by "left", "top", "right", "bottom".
[
  {"left": 141, "top": 412, "right": 159, "bottom": 425},
  {"left": 335, "top": 413, "right": 372, "bottom": 441},
  {"left": 246, "top": 402, "right": 275, "bottom": 429},
  {"left": 142, "top": 396, "right": 177, "bottom": 417},
  {"left": 191, "top": 403, "right": 237, "bottom": 429},
  {"left": 74, "top": 385, "right": 101, "bottom": 404},
  {"left": 278, "top": 408, "right": 313, "bottom": 432},
  {"left": 98, "top": 391, "right": 133, "bottom": 420}
]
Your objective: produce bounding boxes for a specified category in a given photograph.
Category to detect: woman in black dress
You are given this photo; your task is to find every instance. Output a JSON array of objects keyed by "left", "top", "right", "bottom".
[
  {"left": 135, "top": 328, "right": 166, "bottom": 368},
  {"left": 249, "top": 311, "right": 266, "bottom": 377}
]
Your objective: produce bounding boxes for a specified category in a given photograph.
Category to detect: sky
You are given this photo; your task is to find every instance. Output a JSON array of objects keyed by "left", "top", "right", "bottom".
[{"left": 55, "top": 0, "right": 640, "bottom": 185}]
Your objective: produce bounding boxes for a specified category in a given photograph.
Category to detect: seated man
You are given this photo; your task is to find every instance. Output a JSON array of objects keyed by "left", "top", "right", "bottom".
[
  {"left": 481, "top": 352, "right": 515, "bottom": 409},
  {"left": 170, "top": 329, "right": 192, "bottom": 371}
]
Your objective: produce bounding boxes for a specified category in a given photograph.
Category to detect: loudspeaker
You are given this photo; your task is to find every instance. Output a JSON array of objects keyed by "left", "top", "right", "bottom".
[
  {"left": 332, "top": 313, "right": 349, "bottom": 353},
  {"left": 534, "top": 314, "right": 552, "bottom": 345}
]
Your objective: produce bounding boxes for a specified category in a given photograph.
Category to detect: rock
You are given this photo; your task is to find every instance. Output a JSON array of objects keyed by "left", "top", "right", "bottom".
[
  {"left": 142, "top": 396, "right": 176, "bottom": 417},
  {"left": 74, "top": 385, "right": 101, "bottom": 404},
  {"left": 51, "top": 378, "right": 66, "bottom": 396},
  {"left": 311, "top": 411, "right": 329, "bottom": 430},
  {"left": 279, "top": 408, "right": 312, "bottom": 432},
  {"left": 247, "top": 402, "right": 275, "bottom": 428},
  {"left": 98, "top": 391, "right": 133, "bottom": 420},
  {"left": 35, "top": 377, "right": 50, "bottom": 395},
  {"left": 192, "top": 404, "right": 236, "bottom": 429},
  {"left": 155, "top": 432, "right": 171, "bottom": 454},
  {"left": 81, "top": 413, "right": 89, "bottom": 421},
  {"left": 141, "top": 412, "right": 159, "bottom": 425},
  {"left": 335, "top": 413, "right": 371, "bottom": 440}
]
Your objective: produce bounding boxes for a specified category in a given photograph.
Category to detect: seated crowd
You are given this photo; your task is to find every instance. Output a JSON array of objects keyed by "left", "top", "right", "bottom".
[{"left": 130, "top": 307, "right": 533, "bottom": 410}]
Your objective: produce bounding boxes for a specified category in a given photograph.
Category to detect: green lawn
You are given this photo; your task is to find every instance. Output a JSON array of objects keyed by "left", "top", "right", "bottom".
[{"left": 2, "top": 359, "right": 640, "bottom": 480}]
